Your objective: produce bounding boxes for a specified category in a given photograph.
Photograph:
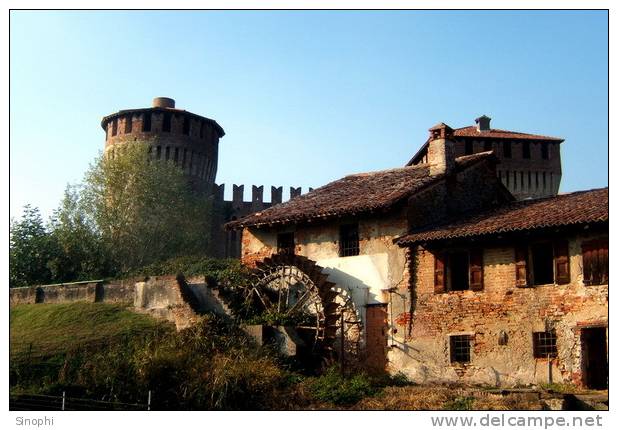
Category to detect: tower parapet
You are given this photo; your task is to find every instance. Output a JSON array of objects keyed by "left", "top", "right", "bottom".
[{"left": 101, "top": 97, "right": 224, "bottom": 193}]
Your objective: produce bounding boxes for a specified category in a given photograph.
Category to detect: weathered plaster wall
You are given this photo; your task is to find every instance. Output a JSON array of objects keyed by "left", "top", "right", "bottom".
[
  {"left": 388, "top": 233, "right": 608, "bottom": 387},
  {"left": 241, "top": 210, "right": 408, "bottom": 308}
]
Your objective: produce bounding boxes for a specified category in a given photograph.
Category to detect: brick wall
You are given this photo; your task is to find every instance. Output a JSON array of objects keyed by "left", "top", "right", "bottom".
[{"left": 388, "top": 231, "right": 608, "bottom": 387}]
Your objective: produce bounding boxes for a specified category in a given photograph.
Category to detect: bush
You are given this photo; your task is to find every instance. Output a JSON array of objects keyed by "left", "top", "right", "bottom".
[
  {"left": 308, "top": 366, "right": 377, "bottom": 405},
  {"left": 443, "top": 396, "right": 475, "bottom": 410}
]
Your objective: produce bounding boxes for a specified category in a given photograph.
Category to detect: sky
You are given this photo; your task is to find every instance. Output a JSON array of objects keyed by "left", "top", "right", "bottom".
[{"left": 9, "top": 10, "right": 608, "bottom": 219}]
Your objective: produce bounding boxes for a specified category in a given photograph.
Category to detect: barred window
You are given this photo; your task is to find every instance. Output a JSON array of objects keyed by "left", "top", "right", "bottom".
[
  {"left": 450, "top": 335, "right": 472, "bottom": 363},
  {"left": 339, "top": 223, "right": 359, "bottom": 257},
  {"left": 533, "top": 331, "right": 557, "bottom": 358},
  {"left": 277, "top": 232, "right": 295, "bottom": 255}
]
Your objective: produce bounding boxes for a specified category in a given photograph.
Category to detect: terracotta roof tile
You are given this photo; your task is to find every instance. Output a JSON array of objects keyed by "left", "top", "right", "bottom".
[
  {"left": 452, "top": 126, "right": 563, "bottom": 141},
  {"left": 397, "top": 187, "right": 608, "bottom": 245},
  {"left": 226, "top": 152, "right": 494, "bottom": 229}
]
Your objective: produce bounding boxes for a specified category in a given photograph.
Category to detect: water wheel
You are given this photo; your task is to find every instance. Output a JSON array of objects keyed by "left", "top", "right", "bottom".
[{"left": 245, "top": 253, "right": 362, "bottom": 367}]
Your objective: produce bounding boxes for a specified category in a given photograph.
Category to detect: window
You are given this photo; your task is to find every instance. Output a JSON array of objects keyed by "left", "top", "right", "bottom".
[
  {"left": 450, "top": 335, "right": 472, "bottom": 363},
  {"left": 465, "top": 140, "right": 473, "bottom": 155},
  {"left": 484, "top": 141, "right": 493, "bottom": 151},
  {"left": 143, "top": 112, "right": 152, "bottom": 132},
  {"left": 165, "top": 146, "right": 170, "bottom": 161},
  {"left": 200, "top": 121, "right": 205, "bottom": 139},
  {"left": 434, "top": 249, "right": 483, "bottom": 293},
  {"left": 174, "top": 147, "right": 179, "bottom": 163},
  {"left": 111, "top": 118, "right": 118, "bottom": 136},
  {"left": 514, "top": 240, "right": 570, "bottom": 287},
  {"left": 162, "top": 112, "right": 172, "bottom": 132},
  {"left": 339, "top": 223, "right": 359, "bottom": 257},
  {"left": 183, "top": 116, "right": 191, "bottom": 135},
  {"left": 522, "top": 142, "right": 531, "bottom": 159},
  {"left": 277, "top": 232, "right": 295, "bottom": 255},
  {"left": 124, "top": 115, "right": 132, "bottom": 134},
  {"left": 541, "top": 142, "right": 549, "bottom": 160},
  {"left": 503, "top": 141, "right": 512, "bottom": 158},
  {"left": 533, "top": 331, "right": 557, "bottom": 358},
  {"left": 156, "top": 146, "right": 161, "bottom": 160},
  {"left": 506, "top": 171, "right": 510, "bottom": 187},
  {"left": 543, "top": 172, "right": 547, "bottom": 189},
  {"left": 582, "top": 238, "right": 609, "bottom": 285},
  {"left": 531, "top": 242, "right": 554, "bottom": 285},
  {"left": 528, "top": 171, "right": 532, "bottom": 189}
]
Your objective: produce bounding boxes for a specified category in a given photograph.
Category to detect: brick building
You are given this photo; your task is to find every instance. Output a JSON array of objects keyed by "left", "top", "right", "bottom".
[{"left": 226, "top": 122, "right": 608, "bottom": 388}]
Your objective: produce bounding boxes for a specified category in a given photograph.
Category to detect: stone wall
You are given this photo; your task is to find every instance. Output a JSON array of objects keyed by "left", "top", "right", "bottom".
[{"left": 388, "top": 231, "right": 608, "bottom": 387}]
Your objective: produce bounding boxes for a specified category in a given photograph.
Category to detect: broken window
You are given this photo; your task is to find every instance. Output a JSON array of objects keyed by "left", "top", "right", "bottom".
[
  {"left": 339, "top": 223, "right": 359, "bottom": 257},
  {"left": 277, "top": 232, "right": 295, "bottom": 255},
  {"left": 582, "top": 238, "right": 609, "bottom": 285},
  {"left": 162, "top": 112, "right": 172, "bottom": 132},
  {"left": 434, "top": 249, "right": 483, "bottom": 293},
  {"left": 465, "top": 140, "right": 473, "bottom": 155},
  {"left": 514, "top": 240, "right": 570, "bottom": 287},
  {"left": 503, "top": 141, "right": 512, "bottom": 158},
  {"left": 533, "top": 331, "right": 557, "bottom": 358},
  {"left": 522, "top": 141, "right": 531, "bottom": 159},
  {"left": 450, "top": 335, "right": 472, "bottom": 363},
  {"left": 143, "top": 112, "right": 152, "bottom": 132}
]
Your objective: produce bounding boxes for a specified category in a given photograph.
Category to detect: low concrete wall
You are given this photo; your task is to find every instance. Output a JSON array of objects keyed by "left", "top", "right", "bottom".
[
  {"left": 10, "top": 281, "right": 104, "bottom": 306},
  {"left": 9, "top": 275, "right": 237, "bottom": 331}
]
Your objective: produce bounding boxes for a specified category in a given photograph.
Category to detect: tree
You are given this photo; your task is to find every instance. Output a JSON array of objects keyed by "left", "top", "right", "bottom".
[
  {"left": 80, "top": 142, "right": 212, "bottom": 273},
  {"left": 47, "top": 185, "right": 113, "bottom": 282},
  {"left": 9, "top": 205, "right": 56, "bottom": 287}
]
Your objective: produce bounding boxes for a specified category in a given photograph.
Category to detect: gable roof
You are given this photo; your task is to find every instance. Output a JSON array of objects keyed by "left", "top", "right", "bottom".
[
  {"left": 396, "top": 187, "right": 608, "bottom": 246},
  {"left": 226, "top": 152, "right": 495, "bottom": 230},
  {"left": 406, "top": 126, "right": 563, "bottom": 166}
]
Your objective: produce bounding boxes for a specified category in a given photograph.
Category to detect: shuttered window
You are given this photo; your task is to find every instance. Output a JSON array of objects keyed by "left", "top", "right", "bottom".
[
  {"left": 553, "top": 240, "right": 570, "bottom": 285},
  {"left": 469, "top": 249, "right": 484, "bottom": 291},
  {"left": 515, "top": 245, "right": 529, "bottom": 287},
  {"left": 582, "top": 238, "right": 609, "bottom": 285},
  {"left": 434, "top": 252, "right": 446, "bottom": 294},
  {"left": 433, "top": 249, "right": 483, "bottom": 293},
  {"left": 515, "top": 240, "right": 571, "bottom": 287}
]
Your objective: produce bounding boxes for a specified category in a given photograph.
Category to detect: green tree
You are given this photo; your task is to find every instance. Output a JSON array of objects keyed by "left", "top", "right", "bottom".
[
  {"left": 47, "top": 185, "right": 113, "bottom": 282},
  {"left": 81, "top": 142, "right": 212, "bottom": 273},
  {"left": 9, "top": 205, "right": 56, "bottom": 287}
]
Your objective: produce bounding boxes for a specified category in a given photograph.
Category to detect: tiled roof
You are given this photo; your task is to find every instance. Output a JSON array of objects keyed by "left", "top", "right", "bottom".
[
  {"left": 396, "top": 187, "right": 608, "bottom": 245},
  {"left": 226, "top": 152, "right": 494, "bottom": 229},
  {"left": 406, "top": 126, "right": 563, "bottom": 166},
  {"left": 452, "top": 126, "right": 563, "bottom": 141}
]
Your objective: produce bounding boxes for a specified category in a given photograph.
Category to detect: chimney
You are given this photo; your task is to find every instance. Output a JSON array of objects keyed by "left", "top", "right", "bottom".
[
  {"left": 475, "top": 115, "right": 491, "bottom": 132},
  {"left": 152, "top": 97, "right": 176, "bottom": 109},
  {"left": 427, "top": 122, "right": 455, "bottom": 176}
]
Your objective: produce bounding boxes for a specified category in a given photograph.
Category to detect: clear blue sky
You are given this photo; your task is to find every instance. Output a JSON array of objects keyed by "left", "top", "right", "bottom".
[{"left": 10, "top": 10, "right": 608, "bottom": 219}]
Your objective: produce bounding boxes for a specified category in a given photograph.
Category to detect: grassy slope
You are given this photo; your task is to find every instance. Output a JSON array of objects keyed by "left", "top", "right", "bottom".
[{"left": 10, "top": 302, "right": 170, "bottom": 359}]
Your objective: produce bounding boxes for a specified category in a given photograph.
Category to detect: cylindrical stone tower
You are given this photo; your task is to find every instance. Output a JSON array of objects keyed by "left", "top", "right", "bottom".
[{"left": 101, "top": 97, "right": 225, "bottom": 193}]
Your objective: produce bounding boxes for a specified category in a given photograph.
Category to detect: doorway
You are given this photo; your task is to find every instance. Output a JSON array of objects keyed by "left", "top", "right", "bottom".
[{"left": 581, "top": 327, "right": 608, "bottom": 389}]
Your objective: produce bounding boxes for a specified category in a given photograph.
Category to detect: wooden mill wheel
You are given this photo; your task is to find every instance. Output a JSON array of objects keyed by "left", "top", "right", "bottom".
[{"left": 246, "top": 253, "right": 362, "bottom": 361}]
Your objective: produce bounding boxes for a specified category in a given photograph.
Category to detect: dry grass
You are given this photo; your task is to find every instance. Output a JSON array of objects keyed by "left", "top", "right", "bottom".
[{"left": 352, "top": 385, "right": 543, "bottom": 410}]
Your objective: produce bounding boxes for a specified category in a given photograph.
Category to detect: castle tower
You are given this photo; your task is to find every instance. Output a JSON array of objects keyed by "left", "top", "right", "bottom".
[{"left": 100, "top": 97, "right": 225, "bottom": 193}]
